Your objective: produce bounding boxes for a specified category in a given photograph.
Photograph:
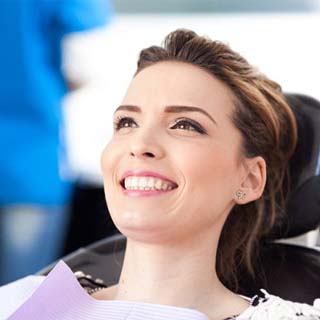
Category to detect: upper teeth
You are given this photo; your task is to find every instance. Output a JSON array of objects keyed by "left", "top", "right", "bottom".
[{"left": 124, "top": 176, "right": 176, "bottom": 191}]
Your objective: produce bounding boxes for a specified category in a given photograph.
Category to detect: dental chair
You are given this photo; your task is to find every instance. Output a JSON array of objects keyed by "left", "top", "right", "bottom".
[{"left": 39, "top": 93, "right": 320, "bottom": 304}]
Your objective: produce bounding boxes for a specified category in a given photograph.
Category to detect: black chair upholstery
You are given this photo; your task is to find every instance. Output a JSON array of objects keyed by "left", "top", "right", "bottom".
[
  {"left": 39, "top": 233, "right": 126, "bottom": 286},
  {"left": 269, "top": 94, "right": 320, "bottom": 239},
  {"left": 238, "top": 243, "right": 320, "bottom": 304},
  {"left": 38, "top": 93, "right": 320, "bottom": 304}
]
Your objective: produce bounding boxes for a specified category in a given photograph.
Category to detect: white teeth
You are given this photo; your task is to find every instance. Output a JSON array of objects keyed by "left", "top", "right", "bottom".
[
  {"left": 155, "top": 179, "right": 162, "bottom": 190},
  {"left": 138, "top": 177, "right": 147, "bottom": 188},
  {"left": 147, "top": 179, "right": 153, "bottom": 188},
  {"left": 161, "top": 183, "right": 168, "bottom": 190},
  {"left": 132, "top": 176, "right": 138, "bottom": 187},
  {"left": 124, "top": 178, "right": 131, "bottom": 190},
  {"left": 123, "top": 176, "right": 176, "bottom": 191}
]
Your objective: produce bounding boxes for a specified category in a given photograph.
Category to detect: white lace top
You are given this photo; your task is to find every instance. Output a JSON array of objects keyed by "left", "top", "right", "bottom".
[{"left": 229, "top": 289, "right": 320, "bottom": 319}]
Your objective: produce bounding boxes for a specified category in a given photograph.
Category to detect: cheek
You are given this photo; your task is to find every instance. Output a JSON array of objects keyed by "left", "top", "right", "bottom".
[
  {"left": 100, "top": 140, "right": 120, "bottom": 192},
  {"left": 183, "top": 144, "right": 238, "bottom": 186},
  {"left": 100, "top": 141, "right": 125, "bottom": 226},
  {"left": 179, "top": 143, "right": 239, "bottom": 211}
]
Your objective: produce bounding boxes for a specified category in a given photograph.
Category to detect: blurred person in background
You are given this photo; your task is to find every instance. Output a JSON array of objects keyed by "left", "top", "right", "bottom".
[{"left": 0, "top": 0, "right": 113, "bottom": 285}]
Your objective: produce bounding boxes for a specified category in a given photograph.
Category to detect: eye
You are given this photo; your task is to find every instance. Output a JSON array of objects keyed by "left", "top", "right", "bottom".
[
  {"left": 113, "top": 116, "right": 138, "bottom": 131},
  {"left": 171, "top": 118, "right": 207, "bottom": 134}
]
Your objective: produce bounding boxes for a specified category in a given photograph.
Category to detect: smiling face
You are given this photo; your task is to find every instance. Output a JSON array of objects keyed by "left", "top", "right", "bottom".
[{"left": 101, "top": 61, "right": 247, "bottom": 243}]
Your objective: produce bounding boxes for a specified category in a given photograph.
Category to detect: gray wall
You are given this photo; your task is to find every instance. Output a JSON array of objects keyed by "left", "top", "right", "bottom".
[{"left": 113, "top": 0, "right": 320, "bottom": 13}]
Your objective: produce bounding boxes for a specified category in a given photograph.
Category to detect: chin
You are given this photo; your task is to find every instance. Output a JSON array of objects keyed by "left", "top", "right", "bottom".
[
  {"left": 120, "top": 227, "right": 172, "bottom": 244},
  {"left": 113, "top": 214, "right": 172, "bottom": 244}
]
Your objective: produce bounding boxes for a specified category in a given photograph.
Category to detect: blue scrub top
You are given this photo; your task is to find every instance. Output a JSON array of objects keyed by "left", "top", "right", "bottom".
[{"left": 0, "top": 0, "right": 112, "bottom": 205}]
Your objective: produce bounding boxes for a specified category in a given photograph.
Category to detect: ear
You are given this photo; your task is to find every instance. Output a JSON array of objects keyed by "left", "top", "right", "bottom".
[{"left": 235, "top": 156, "right": 266, "bottom": 205}]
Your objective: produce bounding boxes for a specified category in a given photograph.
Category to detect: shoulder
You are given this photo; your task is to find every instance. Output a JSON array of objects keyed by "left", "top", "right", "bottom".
[
  {"left": 73, "top": 270, "right": 107, "bottom": 295},
  {"left": 237, "top": 290, "right": 320, "bottom": 319},
  {"left": 0, "top": 275, "right": 45, "bottom": 319}
]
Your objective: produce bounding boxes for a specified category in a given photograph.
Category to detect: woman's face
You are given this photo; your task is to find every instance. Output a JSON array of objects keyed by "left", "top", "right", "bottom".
[{"left": 101, "top": 61, "right": 246, "bottom": 243}]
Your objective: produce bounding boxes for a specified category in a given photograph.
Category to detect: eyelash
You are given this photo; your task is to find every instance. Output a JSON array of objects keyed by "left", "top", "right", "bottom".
[
  {"left": 171, "top": 118, "right": 207, "bottom": 134},
  {"left": 113, "top": 116, "right": 207, "bottom": 135},
  {"left": 113, "top": 116, "right": 138, "bottom": 131}
]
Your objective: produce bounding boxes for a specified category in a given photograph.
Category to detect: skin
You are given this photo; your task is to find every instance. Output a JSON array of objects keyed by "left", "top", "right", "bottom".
[{"left": 98, "top": 61, "right": 266, "bottom": 320}]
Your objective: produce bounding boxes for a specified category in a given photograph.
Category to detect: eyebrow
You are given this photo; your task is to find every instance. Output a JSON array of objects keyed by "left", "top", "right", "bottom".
[{"left": 114, "top": 104, "right": 217, "bottom": 125}]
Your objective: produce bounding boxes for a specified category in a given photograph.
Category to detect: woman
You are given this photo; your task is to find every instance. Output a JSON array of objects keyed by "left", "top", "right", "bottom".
[{"left": 1, "top": 29, "right": 319, "bottom": 320}]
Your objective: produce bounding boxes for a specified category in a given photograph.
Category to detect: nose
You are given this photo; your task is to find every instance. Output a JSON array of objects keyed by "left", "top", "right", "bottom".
[{"left": 129, "top": 131, "right": 165, "bottom": 160}]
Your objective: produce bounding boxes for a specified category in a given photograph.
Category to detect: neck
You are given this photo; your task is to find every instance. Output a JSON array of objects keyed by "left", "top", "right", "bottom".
[{"left": 114, "top": 230, "right": 229, "bottom": 310}]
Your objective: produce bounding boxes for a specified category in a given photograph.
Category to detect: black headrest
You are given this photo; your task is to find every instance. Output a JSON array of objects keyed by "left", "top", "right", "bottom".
[{"left": 270, "top": 94, "right": 320, "bottom": 240}]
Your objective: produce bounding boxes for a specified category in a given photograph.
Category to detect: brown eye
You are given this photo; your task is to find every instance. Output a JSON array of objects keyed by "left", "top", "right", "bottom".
[
  {"left": 177, "top": 122, "right": 193, "bottom": 130},
  {"left": 114, "top": 117, "right": 138, "bottom": 131},
  {"left": 171, "top": 119, "right": 207, "bottom": 134}
]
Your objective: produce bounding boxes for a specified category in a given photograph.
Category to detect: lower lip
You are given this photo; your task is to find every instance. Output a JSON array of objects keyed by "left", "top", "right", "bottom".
[{"left": 122, "top": 188, "right": 175, "bottom": 197}]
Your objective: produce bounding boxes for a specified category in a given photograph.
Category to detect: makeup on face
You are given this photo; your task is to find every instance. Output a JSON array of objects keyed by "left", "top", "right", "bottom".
[{"left": 101, "top": 62, "right": 243, "bottom": 240}]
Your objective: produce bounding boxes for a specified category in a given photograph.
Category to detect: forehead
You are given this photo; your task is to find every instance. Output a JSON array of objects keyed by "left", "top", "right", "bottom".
[{"left": 122, "top": 61, "right": 235, "bottom": 118}]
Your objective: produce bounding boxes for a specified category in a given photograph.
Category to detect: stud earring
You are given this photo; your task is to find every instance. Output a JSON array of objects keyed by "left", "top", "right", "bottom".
[{"left": 236, "top": 189, "right": 246, "bottom": 200}]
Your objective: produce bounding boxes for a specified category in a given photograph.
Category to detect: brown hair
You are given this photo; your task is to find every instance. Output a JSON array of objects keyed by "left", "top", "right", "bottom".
[{"left": 135, "top": 29, "right": 298, "bottom": 291}]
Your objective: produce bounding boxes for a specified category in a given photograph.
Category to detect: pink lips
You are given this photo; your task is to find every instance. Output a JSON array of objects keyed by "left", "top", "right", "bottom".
[{"left": 120, "top": 170, "right": 178, "bottom": 197}]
